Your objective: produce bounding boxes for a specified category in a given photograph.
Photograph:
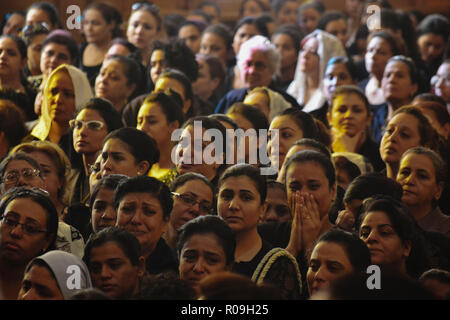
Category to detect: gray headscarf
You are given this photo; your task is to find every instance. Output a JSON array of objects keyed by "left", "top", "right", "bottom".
[{"left": 25, "top": 250, "right": 92, "bottom": 299}]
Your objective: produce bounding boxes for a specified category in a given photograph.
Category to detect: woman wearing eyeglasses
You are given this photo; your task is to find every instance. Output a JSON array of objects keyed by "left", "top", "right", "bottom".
[
  {"left": 163, "top": 173, "right": 214, "bottom": 250},
  {"left": 70, "top": 98, "right": 123, "bottom": 205},
  {"left": 0, "top": 187, "right": 58, "bottom": 299}
]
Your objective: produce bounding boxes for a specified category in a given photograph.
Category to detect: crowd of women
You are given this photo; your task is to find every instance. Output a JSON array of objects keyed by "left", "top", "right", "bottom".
[{"left": 0, "top": 0, "right": 449, "bottom": 300}]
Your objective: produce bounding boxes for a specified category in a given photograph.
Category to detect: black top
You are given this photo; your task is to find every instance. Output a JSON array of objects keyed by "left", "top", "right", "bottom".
[
  {"left": 145, "top": 238, "right": 179, "bottom": 276},
  {"left": 232, "top": 239, "right": 273, "bottom": 279},
  {"left": 79, "top": 43, "right": 102, "bottom": 89}
]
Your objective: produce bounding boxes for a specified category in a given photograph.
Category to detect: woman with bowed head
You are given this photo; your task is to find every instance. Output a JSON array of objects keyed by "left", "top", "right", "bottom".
[
  {"left": 99, "top": 127, "right": 159, "bottom": 179},
  {"left": 0, "top": 35, "right": 37, "bottom": 121},
  {"left": 0, "top": 97, "right": 28, "bottom": 161},
  {"left": 177, "top": 215, "right": 235, "bottom": 294},
  {"left": 372, "top": 55, "right": 421, "bottom": 143},
  {"left": 380, "top": 105, "right": 439, "bottom": 180},
  {"left": 114, "top": 176, "right": 178, "bottom": 276},
  {"left": 79, "top": 2, "right": 123, "bottom": 87},
  {"left": 27, "top": 64, "right": 93, "bottom": 157},
  {"left": 136, "top": 91, "right": 184, "bottom": 181},
  {"left": 327, "top": 85, "right": 384, "bottom": 172},
  {"left": 217, "top": 163, "right": 302, "bottom": 299},
  {"left": 306, "top": 228, "right": 371, "bottom": 298},
  {"left": 126, "top": 2, "right": 162, "bottom": 72},
  {"left": 357, "top": 196, "right": 431, "bottom": 279},
  {"left": 83, "top": 227, "right": 146, "bottom": 299},
  {"left": 396, "top": 147, "right": 450, "bottom": 236},
  {"left": 165, "top": 172, "right": 214, "bottom": 250},
  {"left": 267, "top": 108, "right": 319, "bottom": 172},
  {"left": 21, "top": 22, "right": 50, "bottom": 81},
  {"left": 0, "top": 187, "right": 58, "bottom": 299},
  {"left": 287, "top": 30, "right": 346, "bottom": 126},
  {"left": 70, "top": 97, "right": 123, "bottom": 204},
  {"left": 18, "top": 250, "right": 92, "bottom": 300}
]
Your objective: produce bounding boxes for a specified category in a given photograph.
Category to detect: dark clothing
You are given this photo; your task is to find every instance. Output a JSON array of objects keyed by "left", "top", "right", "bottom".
[
  {"left": 146, "top": 238, "right": 179, "bottom": 276},
  {"left": 418, "top": 207, "right": 450, "bottom": 237},
  {"left": 310, "top": 101, "right": 329, "bottom": 128},
  {"left": 358, "top": 136, "right": 385, "bottom": 172},
  {"left": 232, "top": 240, "right": 273, "bottom": 279},
  {"left": 370, "top": 102, "right": 389, "bottom": 144},
  {"left": 79, "top": 43, "right": 102, "bottom": 89},
  {"left": 64, "top": 203, "right": 92, "bottom": 242}
]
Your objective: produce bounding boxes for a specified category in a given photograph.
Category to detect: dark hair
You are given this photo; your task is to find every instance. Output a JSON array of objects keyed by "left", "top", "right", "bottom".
[
  {"left": 386, "top": 55, "right": 420, "bottom": 85},
  {"left": 344, "top": 172, "right": 403, "bottom": 204},
  {"left": 391, "top": 105, "right": 440, "bottom": 151},
  {"left": 233, "top": 16, "right": 269, "bottom": 39},
  {"left": 0, "top": 187, "right": 58, "bottom": 250},
  {"left": 89, "top": 174, "right": 129, "bottom": 210},
  {"left": 272, "top": 25, "right": 304, "bottom": 53},
  {"left": 42, "top": 30, "right": 78, "bottom": 63},
  {"left": 0, "top": 98, "right": 28, "bottom": 148},
  {"left": 182, "top": 116, "right": 228, "bottom": 164},
  {"left": 203, "top": 23, "right": 233, "bottom": 51},
  {"left": 177, "top": 215, "right": 236, "bottom": 266},
  {"left": 267, "top": 179, "right": 286, "bottom": 194},
  {"left": 130, "top": 2, "right": 162, "bottom": 31},
  {"left": 317, "top": 10, "right": 347, "bottom": 31},
  {"left": 84, "top": 2, "right": 123, "bottom": 38},
  {"left": 419, "top": 268, "right": 450, "bottom": 284},
  {"left": 179, "top": 19, "right": 207, "bottom": 35},
  {"left": 141, "top": 91, "right": 184, "bottom": 127},
  {"left": 284, "top": 150, "right": 336, "bottom": 188},
  {"left": 277, "top": 108, "right": 320, "bottom": 140},
  {"left": 227, "top": 103, "right": 269, "bottom": 131},
  {"left": 413, "top": 100, "right": 450, "bottom": 128},
  {"left": 417, "top": 14, "right": 450, "bottom": 40},
  {"left": 272, "top": 0, "right": 297, "bottom": 14},
  {"left": 331, "top": 85, "right": 370, "bottom": 113},
  {"left": 188, "top": 9, "right": 212, "bottom": 24},
  {"left": 413, "top": 93, "right": 447, "bottom": 108},
  {"left": 163, "top": 13, "right": 186, "bottom": 38},
  {"left": 103, "top": 128, "right": 159, "bottom": 173},
  {"left": 136, "top": 273, "right": 197, "bottom": 300},
  {"left": 77, "top": 97, "right": 123, "bottom": 133},
  {"left": 313, "top": 228, "right": 371, "bottom": 274},
  {"left": 0, "top": 34, "right": 27, "bottom": 59},
  {"left": 333, "top": 155, "right": 361, "bottom": 182},
  {"left": 114, "top": 176, "right": 173, "bottom": 219},
  {"left": 239, "top": 0, "right": 269, "bottom": 17},
  {"left": 367, "top": 30, "right": 406, "bottom": 57},
  {"left": 161, "top": 39, "right": 199, "bottom": 82},
  {"left": 208, "top": 114, "right": 239, "bottom": 130},
  {"left": 291, "top": 138, "right": 331, "bottom": 159},
  {"left": 27, "top": 2, "right": 61, "bottom": 29},
  {"left": 158, "top": 68, "right": 194, "bottom": 105},
  {"left": 84, "top": 226, "right": 142, "bottom": 267},
  {"left": 299, "top": 0, "right": 325, "bottom": 14},
  {"left": 105, "top": 54, "right": 142, "bottom": 91},
  {"left": 170, "top": 172, "right": 214, "bottom": 194},
  {"left": 198, "top": 1, "right": 221, "bottom": 17},
  {"left": 70, "top": 288, "right": 111, "bottom": 300},
  {"left": 326, "top": 56, "right": 358, "bottom": 81},
  {"left": 196, "top": 53, "right": 226, "bottom": 85},
  {"left": 21, "top": 22, "right": 50, "bottom": 46},
  {"left": 357, "top": 196, "right": 431, "bottom": 278},
  {"left": 0, "top": 152, "right": 42, "bottom": 180},
  {"left": 218, "top": 163, "right": 267, "bottom": 204}
]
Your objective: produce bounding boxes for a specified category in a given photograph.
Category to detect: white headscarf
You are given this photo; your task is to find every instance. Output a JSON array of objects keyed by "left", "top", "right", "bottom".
[
  {"left": 31, "top": 64, "right": 93, "bottom": 141},
  {"left": 26, "top": 250, "right": 92, "bottom": 300},
  {"left": 287, "top": 30, "right": 346, "bottom": 113}
]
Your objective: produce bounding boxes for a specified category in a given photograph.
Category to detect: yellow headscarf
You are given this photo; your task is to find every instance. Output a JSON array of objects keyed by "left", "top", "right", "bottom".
[{"left": 31, "top": 64, "right": 93, "bottom": 141}]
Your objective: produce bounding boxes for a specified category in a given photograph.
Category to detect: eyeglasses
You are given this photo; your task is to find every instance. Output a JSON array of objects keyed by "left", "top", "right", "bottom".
[
  {"left": 70, "top": 120, "right": 105, "bottom": 131},
  {"left": 172, "top": 192, "right": 212, "bottom": 214},
  {"left": 431, "top": 74, "right": 450, "bottom": 87},
  {"left": 0, "top": 214, "right": 47, "bottom": 236},
  {"left": 22, "top": 22, "right": 50, "bottom": 35},
  {"left": 2, "top": 168, "right": 40, "bottom": 185}
]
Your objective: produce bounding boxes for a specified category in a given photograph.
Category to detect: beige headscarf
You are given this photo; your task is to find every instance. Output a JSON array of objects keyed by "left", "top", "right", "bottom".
[
  {"left": 246, "top": 86, "right": 292, "bottom": 121},
  {"left": 287, "top": 30, "right": 346, "bottom": 113},
  {"left": 31, "top": 64, "right": 93, "bottom": 141}
]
